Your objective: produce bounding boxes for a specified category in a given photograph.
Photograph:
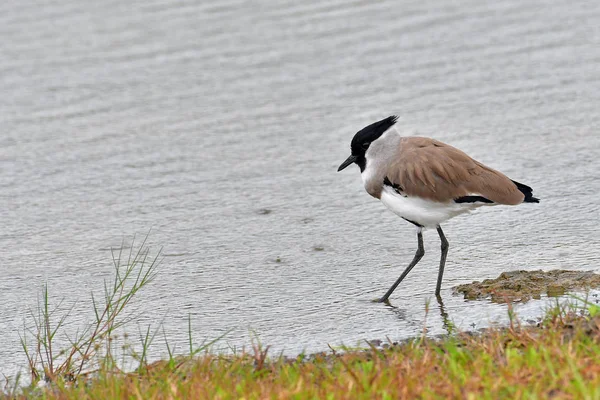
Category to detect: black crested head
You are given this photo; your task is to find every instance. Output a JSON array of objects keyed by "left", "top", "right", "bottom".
[
  {"left": 351, "top": 115, "right": 398, "bottom": 153},
  {"left": 348, "top": 115, "right": 398, "bottom": 171}
]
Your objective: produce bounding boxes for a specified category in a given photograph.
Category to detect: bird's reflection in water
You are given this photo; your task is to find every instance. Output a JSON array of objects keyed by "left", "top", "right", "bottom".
[
  {"left": 378, "top": 298, "right": 406, "bottom": 317},
  {"left": 381, "top": 295, "right": 455, "bottom": 336},
  {"left": 435, "top": 295, "right": 454, "bottom": 335},
  {"left": 386, "top": 304, "right": 408, "bottom": 320}
]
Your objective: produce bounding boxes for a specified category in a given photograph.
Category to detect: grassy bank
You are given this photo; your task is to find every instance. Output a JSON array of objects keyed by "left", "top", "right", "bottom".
[
  {"left": 3, "top": 238, "right": 600, "bottom": 399},
  {"left": 3, "top": 300, "right": 600, "bottom": 399}
]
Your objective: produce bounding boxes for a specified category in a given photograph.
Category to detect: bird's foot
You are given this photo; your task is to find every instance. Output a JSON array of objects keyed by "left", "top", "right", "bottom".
[{"left": 372, "top": 297, "right": 392, "bottom": 305}]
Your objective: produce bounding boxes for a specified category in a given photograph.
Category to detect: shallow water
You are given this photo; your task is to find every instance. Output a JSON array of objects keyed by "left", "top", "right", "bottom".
[{"left": 2, "top": 0, "right": 600, "bottom": 378}]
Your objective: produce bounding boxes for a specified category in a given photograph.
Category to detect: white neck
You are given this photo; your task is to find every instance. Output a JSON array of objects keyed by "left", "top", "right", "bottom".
[{"left": 361, "top": 127, "right": 401, "bottom": 197}]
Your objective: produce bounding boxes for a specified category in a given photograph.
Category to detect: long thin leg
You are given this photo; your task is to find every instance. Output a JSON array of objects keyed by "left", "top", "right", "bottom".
[
  {"left": 435, "top": 225, "right": 449, "bottom": 296},
  {"left": 377, "top": 230, "right": 424, "bottom": 303}
]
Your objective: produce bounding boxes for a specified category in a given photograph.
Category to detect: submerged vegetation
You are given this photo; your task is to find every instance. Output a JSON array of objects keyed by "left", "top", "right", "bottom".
[
  {"left": 11, "top": 235, "right": 162, "bottom": 391},
  {"left": 3, "top": 240, "right": 600, "bottom": 399}
]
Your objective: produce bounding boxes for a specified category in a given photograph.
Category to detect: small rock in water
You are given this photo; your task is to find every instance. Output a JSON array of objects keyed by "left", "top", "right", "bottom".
[{"left": 257, "top": 208, "right": 273, "bottom": 215}]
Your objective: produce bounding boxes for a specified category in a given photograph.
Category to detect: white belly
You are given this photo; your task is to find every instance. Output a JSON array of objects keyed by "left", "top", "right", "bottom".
[{"left": 379, "top": 186, "right": 485, "bottom": 228}]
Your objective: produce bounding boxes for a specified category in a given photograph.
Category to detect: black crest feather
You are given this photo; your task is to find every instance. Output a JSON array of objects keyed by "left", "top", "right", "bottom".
[
  {"left": 351, "top": 115, "right": 398, "bottom": 152},
  {"left": 344, "top": 115, "right": 398, "bottom": 172}
]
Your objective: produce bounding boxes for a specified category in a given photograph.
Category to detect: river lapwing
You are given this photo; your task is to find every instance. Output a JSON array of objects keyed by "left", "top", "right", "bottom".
[{"left": 338, "top": 116, "right": 539, "bottom": 302}]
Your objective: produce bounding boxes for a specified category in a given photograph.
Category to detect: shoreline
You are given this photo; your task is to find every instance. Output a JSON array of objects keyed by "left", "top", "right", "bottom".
[{"left": 5, "top": 298, "right": 600, "bottom": 399}]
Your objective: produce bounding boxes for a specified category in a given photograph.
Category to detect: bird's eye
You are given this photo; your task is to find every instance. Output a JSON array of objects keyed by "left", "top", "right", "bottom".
[{"left": 361, "top": 142, "right": 370, "bottom": 150}]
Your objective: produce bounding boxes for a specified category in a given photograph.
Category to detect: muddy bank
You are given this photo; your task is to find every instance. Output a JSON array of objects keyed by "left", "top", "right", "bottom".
[{"left": 453, "top": 269, "right": 600, "bottom": 303}]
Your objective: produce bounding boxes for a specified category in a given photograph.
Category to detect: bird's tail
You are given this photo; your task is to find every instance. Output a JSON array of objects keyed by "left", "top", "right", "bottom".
[{"left": 512, "top": 180, "right": 540, "bottom": 203}]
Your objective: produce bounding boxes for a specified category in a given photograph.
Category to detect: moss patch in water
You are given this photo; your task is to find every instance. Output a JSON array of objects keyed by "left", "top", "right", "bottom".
[{"left": 453, "top": 269, "right": 600, "bottom": 303}]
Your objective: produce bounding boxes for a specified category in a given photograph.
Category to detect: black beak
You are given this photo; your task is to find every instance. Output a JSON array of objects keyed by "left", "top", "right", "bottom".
[{"left": 337, "top": 155, "right": 357, "bottom": 171}]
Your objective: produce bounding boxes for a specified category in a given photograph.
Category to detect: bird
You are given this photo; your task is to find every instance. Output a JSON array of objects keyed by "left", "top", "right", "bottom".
[{"left": 337, "top": 116, "right": 539, "bottom": 303}]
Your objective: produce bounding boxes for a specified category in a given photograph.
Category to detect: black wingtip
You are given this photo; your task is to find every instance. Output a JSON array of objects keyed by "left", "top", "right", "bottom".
[
  {"left": 512, "top": 180, "right": 540, "bottom": 203},
  {"left": 389, "top": 115, "right": 399, "bottom": 125}
]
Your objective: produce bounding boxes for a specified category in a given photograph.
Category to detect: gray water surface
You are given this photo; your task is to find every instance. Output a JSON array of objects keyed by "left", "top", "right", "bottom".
[{"left": 2, "top": 0, "right": 600, "bottom": 378}]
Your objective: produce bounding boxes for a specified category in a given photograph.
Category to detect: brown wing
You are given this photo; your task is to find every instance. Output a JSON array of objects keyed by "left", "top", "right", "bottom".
[{"left": 387, "top": 137, "right": 524, "bottom": 205}]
